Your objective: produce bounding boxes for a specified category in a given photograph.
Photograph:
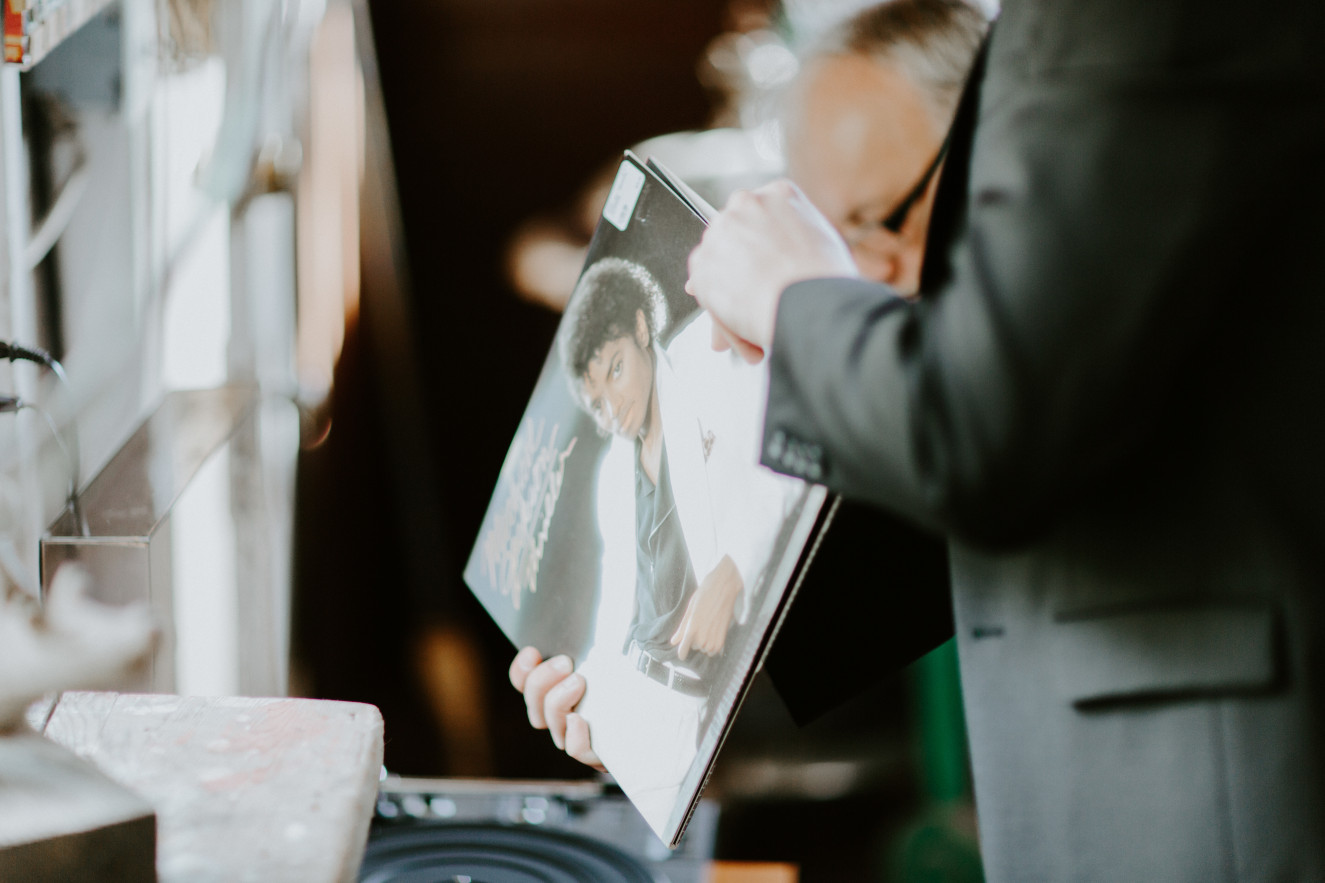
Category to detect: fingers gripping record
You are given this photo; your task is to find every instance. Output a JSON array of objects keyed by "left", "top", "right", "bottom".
[{"left": 510, "top": 647, "right": 602, "bottom": 769}]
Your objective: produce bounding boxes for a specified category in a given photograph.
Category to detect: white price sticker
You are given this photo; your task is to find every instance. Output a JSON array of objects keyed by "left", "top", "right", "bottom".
[{"left": 602, "top": 161, "right": 646, "bottom": 232}]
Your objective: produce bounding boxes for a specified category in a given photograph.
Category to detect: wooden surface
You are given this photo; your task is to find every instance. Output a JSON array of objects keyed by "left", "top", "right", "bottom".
[
  {"left": 706, "top": 862, "right": 799, "bottom": 882},
  {"left": 35, "top": 691, "right": 384, "bottom": 883}
]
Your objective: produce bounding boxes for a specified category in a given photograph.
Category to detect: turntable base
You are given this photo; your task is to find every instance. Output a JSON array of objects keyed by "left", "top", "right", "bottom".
[
  {"left": 361, "top": 822, "right": 655, "bottom": 883},
  {"left": 364, "top": 777, "right": 798, "bottom": 883}
]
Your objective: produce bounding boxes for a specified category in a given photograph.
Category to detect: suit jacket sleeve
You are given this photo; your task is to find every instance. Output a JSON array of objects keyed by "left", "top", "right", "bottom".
[{"left": 761, "top": 31, "right": 1307, "bottom": 547}]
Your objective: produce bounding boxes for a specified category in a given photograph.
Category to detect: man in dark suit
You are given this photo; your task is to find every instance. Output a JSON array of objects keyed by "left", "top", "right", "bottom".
[{"left": 687, "top": 0, "right": 1325, "bottom": 879}]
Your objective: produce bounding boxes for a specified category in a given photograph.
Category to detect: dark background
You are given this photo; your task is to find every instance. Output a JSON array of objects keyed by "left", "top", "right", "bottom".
[{"left": 296, "top": 0, "right": 729, "bottom": 783}]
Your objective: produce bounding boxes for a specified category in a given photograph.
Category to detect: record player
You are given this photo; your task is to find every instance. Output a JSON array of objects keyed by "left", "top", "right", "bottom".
[{"left": 361, "top": 776, "right": 718, "bottom": 883}]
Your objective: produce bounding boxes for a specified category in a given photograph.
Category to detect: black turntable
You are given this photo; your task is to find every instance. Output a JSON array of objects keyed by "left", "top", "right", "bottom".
[{"left": 360, "top": 777, "right": 717, "bottom": 883}]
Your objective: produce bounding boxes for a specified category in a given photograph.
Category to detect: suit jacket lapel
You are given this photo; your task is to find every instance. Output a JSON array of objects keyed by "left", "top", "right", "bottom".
[{"left": 654, "top": 341, "right": 718, "bottom": 576}]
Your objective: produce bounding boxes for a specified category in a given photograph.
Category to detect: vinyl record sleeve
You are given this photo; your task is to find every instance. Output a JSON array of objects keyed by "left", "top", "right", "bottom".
[{"left": 464, "top": 152, "right": 830, "bottom": 847}]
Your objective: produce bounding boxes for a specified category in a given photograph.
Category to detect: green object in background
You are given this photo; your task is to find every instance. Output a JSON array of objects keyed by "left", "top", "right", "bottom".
[
  {"left": 887, "top": 808, "right": 985, "bottom": 883},
  {"left": 913, "top": 638, "right": 969, "bottom": 803},
  {"left": 880, "top": 638, "right": 984, "bottom": 882}
]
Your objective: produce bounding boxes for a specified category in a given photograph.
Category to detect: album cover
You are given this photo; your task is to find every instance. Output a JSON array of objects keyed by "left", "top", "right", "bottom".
[{"left": 464, "top": 152, "right": 831, "bottom": 847}]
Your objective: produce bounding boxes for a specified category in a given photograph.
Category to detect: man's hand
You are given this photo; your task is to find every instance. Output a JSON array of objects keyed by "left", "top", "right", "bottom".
[
  {"left": 508, "top": 647, "right": 605, "bottom": 770},
  {"left": 687, "top": 179, "right": 858, "bottom": 360},
  {"left": 670, "top": 554, "right": 744, "bottom": 661}
]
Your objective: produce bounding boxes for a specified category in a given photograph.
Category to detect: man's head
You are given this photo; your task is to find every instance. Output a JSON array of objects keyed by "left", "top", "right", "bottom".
[
  {"left": 560, "top": 257, "right": 664, "bottom": 440},
  {"left": 783, "top": 0, "right": 986, "bottom": 296}
]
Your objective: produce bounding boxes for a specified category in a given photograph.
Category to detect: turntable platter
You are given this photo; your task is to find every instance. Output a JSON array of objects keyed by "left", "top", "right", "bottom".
[{"left": 359, "top": 822, "right": 658, "bottom": 883}]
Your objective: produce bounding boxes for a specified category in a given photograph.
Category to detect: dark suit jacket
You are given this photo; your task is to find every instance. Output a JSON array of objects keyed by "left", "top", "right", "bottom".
[{"left": 760, "top": 1, "right": 1325, "bottom": 879}]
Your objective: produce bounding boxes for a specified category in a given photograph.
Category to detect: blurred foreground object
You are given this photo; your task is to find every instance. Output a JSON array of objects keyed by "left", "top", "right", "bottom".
[
  {"left": 0, "top": 564, "right": 158, "bottom": 881},
  {"left": 41, "top": 387, "right": 299, "bottom": 697},
  {"left": 0, "top": 564, "right": 156, "bottom": 729}
]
